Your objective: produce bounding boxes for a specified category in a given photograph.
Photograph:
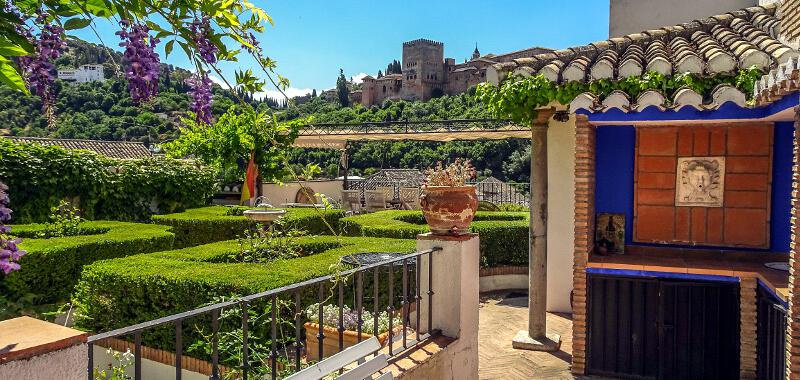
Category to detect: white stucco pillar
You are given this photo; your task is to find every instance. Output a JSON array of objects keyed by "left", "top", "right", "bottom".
[
  {"left": 417, "top": 232, "right": 480, "bottom": 380},
  {"left": 546, "top": 116, "right": 576, "bottom": 313}
]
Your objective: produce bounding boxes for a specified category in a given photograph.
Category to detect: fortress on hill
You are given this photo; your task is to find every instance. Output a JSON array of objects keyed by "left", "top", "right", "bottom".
[{"left": 356, "top": 39, "right": 552, "bottom": 106}]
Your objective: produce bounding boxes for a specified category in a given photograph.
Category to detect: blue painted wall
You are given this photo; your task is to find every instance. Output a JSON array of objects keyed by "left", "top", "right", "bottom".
[{"left": 594, "top": 123, "right": 794, "bottom": 252}]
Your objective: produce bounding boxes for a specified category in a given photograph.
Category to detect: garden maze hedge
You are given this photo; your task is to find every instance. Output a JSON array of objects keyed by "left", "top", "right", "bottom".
[
  {"left": 151, "top": 206, "right": 345, "bottom": 247},
  {"left": 3, "top": 221, "right": 175, "bottom": 301},
  {"left": 340, "top": 210, "right": 530, "bottom": 267},
  {"left": 73, "top": 235, "right": 416, "bottom": 347}
]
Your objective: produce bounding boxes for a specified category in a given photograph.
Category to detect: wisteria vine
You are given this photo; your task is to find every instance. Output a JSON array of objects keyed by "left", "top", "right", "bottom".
[
  {"left": 0, "top": 182, "right": 25, "bottom": 275},
  {"left": 117, "top": 20, "right": 161, "bottom": 102},
  {"left": 8, "top": 4, "right": 67, "bottom": 121},
  {"left": 187, "top": 73, "right": 213, "bottom": 124}
]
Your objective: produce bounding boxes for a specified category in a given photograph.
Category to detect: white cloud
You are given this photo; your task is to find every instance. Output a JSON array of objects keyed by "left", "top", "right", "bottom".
[
  {"left": 254, "top": 87, "right": 314, "bottom": 101},
  {"left": 351, "top": 72, "right": 369, "bottom": 84}
]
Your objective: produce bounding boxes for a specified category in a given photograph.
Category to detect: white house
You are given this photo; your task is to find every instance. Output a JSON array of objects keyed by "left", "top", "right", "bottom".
[{"left": 57, "top": 64, "right": 105, "bottom": 83}]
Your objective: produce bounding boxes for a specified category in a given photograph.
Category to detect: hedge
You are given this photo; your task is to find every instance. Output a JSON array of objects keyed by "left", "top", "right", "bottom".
[
  {"left": 151, "top": 206, "right": 346, "bottom": 247},
  {"left": 3, "top": 221, "right": 175, "bottom": 301},
  {"left": 0, "top": 138, "right": 217, "bottom": 223},
  {"left": 340, "top": 210, "right": 529, "bottom": 266},
  {"left": 73, "top": 235, "right": 416, "bottom": 347}
]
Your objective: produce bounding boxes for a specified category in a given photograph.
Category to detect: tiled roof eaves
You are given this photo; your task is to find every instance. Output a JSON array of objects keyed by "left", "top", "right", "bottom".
[
  {"left": 5, "top": 137, "right": 152, "bottom": 160},
  {"left": 487, "top": 3, "right": 797, "bottom": 89}
]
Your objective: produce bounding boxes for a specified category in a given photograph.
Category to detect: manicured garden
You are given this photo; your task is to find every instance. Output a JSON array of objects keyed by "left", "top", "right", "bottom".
[
  {"left": 152, "top": 205, "right": 344, "bottom": 247},
  {"left": 341, "top": 210, "right": 529, "bottom": 266}
]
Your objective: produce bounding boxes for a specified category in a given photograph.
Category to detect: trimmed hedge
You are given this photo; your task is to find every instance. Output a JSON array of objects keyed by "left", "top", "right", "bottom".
[
  {"left": 73, "top": 236, "right": 415, "bottom": 339},
  {"left": 3, "top": 221, "right": 175, "bottom": 301},
  {"left": 340, "top": 210, "right": 529, "bottom": 266},
  {"left": 151, "top": 206, "right": 346, "bottom": 248}
]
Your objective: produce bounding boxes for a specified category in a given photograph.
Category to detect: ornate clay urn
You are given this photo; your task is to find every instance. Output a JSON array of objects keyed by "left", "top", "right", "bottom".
[
  {"left": 420, "top": 185, "right": 478, "bottom": 235},
  {"left": 420, "top": 159, "right": 478, "bottom": 235}
]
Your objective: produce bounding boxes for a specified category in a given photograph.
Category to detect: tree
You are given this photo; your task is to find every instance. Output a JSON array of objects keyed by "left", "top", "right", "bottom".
[
  {"left": 164, "top": 105, "right": 300, "bottom": 183},
  {"left": 311, "top": 89, "right": 317, "bottom": 98},
  {"left": 377, "top": 70, "right": 383, "bottom": 78},
  {"left": 336, "top": 68, "right": 349, "bottom": 107}
]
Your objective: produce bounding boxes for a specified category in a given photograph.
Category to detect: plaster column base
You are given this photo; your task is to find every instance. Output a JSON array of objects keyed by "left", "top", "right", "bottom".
[{"left": 511, "top": 330, "right": 562, "bottom": 352}]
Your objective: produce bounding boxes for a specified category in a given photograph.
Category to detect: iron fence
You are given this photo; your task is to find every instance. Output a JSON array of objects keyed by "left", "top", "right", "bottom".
[
  {"left": 470, "top": 181, "right": 530, "bottom": 206},
  {"left": 87, "top": 247, "right": 442, "bottom": 380},
  {"left": 297, "top": 119, "right": 518, "bottom": 137}
]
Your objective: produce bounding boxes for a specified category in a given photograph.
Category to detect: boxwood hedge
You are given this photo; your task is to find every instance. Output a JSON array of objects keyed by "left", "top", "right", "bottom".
[
  {"left": 340, "top": 210, "right": 529, "bottom": 266},
  {"left": 3, "top": 221, "right": 175, "bottom": 301},
  {"left": 151, "top": 206, "right": 346, "bottom": 247},
  {"left": 73, "top": 235, "right": 415, "bottom": 341}
]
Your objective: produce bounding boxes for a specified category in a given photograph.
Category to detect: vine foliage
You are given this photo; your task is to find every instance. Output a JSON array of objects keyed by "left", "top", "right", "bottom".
[
  {"left": 0, "top": 139, "right": 217, "bottom": 223},
  {"left": 476, "top": 67, "right": 764, "bottom": 124}
]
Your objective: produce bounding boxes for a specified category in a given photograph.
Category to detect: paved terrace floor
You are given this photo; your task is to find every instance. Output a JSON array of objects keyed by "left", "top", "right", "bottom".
[{"left": 479, "top": 291, "right": 609, "bottom": 380}]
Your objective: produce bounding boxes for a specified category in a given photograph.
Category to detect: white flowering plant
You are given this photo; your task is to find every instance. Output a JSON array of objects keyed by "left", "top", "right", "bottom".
[
  {"left": 305, "top": 303, "right": 390, "bottom": 335},
  {"left": 423, "top": 158, "right": 476, "bottom": 187}
]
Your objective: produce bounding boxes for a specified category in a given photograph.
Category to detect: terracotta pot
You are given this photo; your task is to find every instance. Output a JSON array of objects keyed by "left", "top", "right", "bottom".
[
  {"left": 304, "top": 322, "right": 392, "bottom": 361},
  {"left": 420, "top": 186, "right": 478, "bottom": 235}
]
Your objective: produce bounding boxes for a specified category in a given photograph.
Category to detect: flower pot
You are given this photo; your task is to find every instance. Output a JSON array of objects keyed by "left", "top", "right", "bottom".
[
  {"left": 420, "top": 185, "right": 478, "bottom": 235},
  {"left": 304, "top": 322, "right": 392, "bottom": 361}
]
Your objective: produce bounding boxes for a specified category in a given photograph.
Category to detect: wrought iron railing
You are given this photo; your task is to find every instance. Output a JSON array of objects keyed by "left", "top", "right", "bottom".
[
  {"left": 297, "top": 119, "right": 519, "bottom": 136},
  {"left": 469, "top": 181, "right": 530, "bottom": 206},
  {"left": 87, "top": 247, "right": 442, "bottom": 380}
]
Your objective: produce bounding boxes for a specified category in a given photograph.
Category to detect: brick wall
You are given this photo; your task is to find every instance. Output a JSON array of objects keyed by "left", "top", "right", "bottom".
[
  {"left": 786, "top": 107, "right": 800, "bottom": 380},
  {"left": 740, "top": 277, "right": 757, "bottom": 379},
  {"left": 571, "top": 115, "right": 594, "bottom": 375},
  {"left": 634, "top": 124, "right": 774, "bottom": 249}
]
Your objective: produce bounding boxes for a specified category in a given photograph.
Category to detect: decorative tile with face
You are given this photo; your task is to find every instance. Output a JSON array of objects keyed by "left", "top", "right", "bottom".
[{"left": 675, "top": 156, "right": 725, "bottom": 207}]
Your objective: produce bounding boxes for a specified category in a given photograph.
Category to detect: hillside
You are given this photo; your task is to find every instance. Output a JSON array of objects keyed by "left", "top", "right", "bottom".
[{"left": 1, "top": 39, "right": 531, "bottom": 182}]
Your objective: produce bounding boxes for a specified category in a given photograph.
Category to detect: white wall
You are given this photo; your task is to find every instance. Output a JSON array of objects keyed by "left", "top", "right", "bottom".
[
  {"left": 92, "top": 345, "right": 209, "bottom": 380},
  {"left": 546, "top": 115, "right": 576, "bottom": 313},
  {"left": 609, "top": 0, "right": 757, "bottom": 37},
  {"left": 0, "top": 344, "right": 86, "bottom": 380},
  {"left": 261, "top": 179, "right": 344, "bottom": 205}
]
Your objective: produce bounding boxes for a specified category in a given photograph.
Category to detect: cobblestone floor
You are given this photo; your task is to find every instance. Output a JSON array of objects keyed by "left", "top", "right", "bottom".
[{"left": 479, "top": 291, "right": 607, "bottom": 380}]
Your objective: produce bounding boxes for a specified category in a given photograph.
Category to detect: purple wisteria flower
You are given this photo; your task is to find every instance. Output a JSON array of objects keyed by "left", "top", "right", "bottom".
[
  {"left": 190, "top": 16, "right": 217, "bottom": 64},
  {"left": 0, "top": 182, "right": 25, "bottom": 275},
  {"left": 117, "top": 20, "right": 160, "bottom": 102},
  {"left": 187, "top": 73, "right": 213, "bottom": 124},
  {"left": 12, "top": 8, "right": 66, "bottom": 110}
]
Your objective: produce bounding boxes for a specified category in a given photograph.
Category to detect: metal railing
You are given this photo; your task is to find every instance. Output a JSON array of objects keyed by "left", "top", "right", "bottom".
[
  {"left": 470, "top": 181, "right": 530, "bottom": 206},
  {"left": 87, "top": 247, "right": 441, "bottom": 380},
  {"left": 297, "top": 119, "right": 519, "bottom": 137}
]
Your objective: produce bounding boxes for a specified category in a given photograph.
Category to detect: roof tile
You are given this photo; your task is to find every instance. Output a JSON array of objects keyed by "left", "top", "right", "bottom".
[{"left": 5, "top": 137, "right": 152, "bottom": 159}]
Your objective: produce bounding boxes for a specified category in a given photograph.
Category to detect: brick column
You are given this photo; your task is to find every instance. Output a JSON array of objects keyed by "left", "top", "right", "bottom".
[
  {"left": 571, "top": 114, "right": 595, "bottom": 375},
  {"left": 740, "top": 277, "right": 757, "bottom": 379},
  {"left": 787, "top": 105, "right": 800, "bottom": 380}
]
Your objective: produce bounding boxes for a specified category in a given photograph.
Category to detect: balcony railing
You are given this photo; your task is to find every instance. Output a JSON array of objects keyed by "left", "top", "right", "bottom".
[{"left": 86, "top": 247, "right": 442, "bottom": 380}]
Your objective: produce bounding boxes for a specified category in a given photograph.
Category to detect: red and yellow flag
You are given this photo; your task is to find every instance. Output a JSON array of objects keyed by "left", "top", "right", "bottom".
[{"left": 240, "top": 150, "right": 258, "bottom": 205}]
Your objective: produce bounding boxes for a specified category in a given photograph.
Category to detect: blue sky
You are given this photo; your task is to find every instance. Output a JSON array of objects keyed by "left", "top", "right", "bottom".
[{"left": 71, "top": 1, "right": 609, "bottom": 98}]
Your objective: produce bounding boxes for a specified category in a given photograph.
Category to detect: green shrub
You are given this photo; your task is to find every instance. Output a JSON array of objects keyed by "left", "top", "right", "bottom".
[
  {"left": 340, "top": 210, "right": 529, "bottom": 266},
  {"left": 73, "top": 235, "right": 415, "bottom": 345},
  {"left": 0, "top": 139, "right": 218, "bottom": 223},
  {"left": 3, "top": 221, "right": 175, "bottom": 301},
  {"left": 151, "top": 206, "right": 345, "bottom": 248}
]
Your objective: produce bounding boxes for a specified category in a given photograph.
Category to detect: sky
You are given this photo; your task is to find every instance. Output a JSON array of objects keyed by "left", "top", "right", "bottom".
[{"left": 70, "top": 0, "right": 610, "bottom": 99}]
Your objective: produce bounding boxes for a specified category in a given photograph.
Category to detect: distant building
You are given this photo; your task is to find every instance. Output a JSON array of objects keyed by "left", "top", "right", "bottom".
[
  {"left": 359, "top": 39, "right": 552, "bottom": 106},
  {"left": 57, "top": 64, "right": 105, "bottom": 83}
]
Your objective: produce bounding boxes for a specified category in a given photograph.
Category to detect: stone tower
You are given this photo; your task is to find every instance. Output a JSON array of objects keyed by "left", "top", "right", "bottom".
[
  {"left": 401, "top": 39, "right": 445, "bottom": 101},
  {"left": 472, "top": 44, "right": 480, "bottom": 60}
]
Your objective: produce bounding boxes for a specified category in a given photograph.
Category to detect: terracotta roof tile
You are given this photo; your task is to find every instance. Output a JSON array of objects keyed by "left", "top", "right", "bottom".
[
  {"left": 488, "top": 3, "right": 792, "bottom": 85},
  {"left": 5, "top": 137, "right": 152, "bottom": 159}
]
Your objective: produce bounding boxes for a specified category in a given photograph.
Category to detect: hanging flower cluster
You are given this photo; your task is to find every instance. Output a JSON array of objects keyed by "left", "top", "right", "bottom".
[
  {"left": 190, "top": 16, "right": 217, "bottom": 64},
  {"left": 117, "top": 20, "right": 161, "bottom": 102},
  {"left": 0, "top": 182, "right": 25, "bottom": 275},
  {"left": 11, "top": 6, "right": 66, "bottom": 115},
  {"left": 187, "top": 73, "right": 213, "bottom": 124}
]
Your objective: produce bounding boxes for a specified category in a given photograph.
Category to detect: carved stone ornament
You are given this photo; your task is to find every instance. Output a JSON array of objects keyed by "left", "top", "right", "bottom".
[{"left": 675, "top": 156, "right": 725, "bottom": 207}]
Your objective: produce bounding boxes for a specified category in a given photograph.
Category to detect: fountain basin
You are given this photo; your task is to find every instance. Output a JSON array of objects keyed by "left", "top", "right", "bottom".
[{"left": 243, "top": 209, "right": 287, "bottom": 223}]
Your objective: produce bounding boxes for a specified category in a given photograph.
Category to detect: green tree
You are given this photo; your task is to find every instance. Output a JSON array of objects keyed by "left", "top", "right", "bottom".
[{"left": 336, "top": 68, "right": 349, "bottom": 107}]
